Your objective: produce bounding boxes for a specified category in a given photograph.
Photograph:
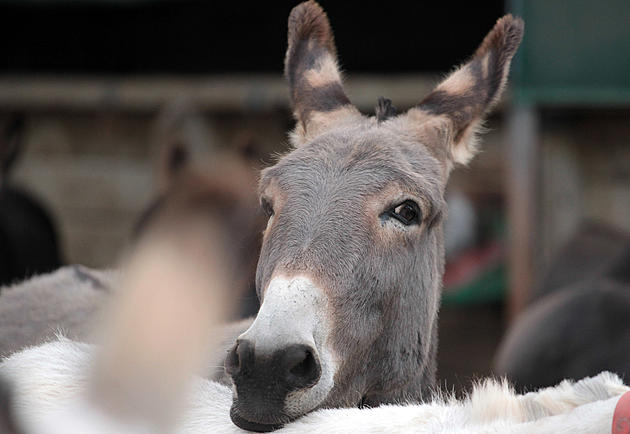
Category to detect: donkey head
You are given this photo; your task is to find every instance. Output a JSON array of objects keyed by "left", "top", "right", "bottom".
[{"left": 226, "top": 2, "right": 523, "bottom": 431}]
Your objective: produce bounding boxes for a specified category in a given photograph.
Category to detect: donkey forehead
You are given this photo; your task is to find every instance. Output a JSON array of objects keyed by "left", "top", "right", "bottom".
[{"left": 261, "top": 127, "right": 446, "bottom": 202}]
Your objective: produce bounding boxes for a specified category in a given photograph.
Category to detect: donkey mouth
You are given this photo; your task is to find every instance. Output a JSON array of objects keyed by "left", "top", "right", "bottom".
[{"left": 230, "top": 406, "right": 289, "bottom": 432}]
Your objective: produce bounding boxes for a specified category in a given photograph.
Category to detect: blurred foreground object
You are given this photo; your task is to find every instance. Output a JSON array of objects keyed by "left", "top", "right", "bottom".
[
  {"left": 0, "top": 100, "right": 263, "bottom": 359},
  {"left": 1, "top": 149, "right": 258, "bottom": 433},
  {"left": 2, "top": 342, "right": 629, "bottom": 432},
  {"left": 0, "top": 145, "right": 260, "bottom": 365}
]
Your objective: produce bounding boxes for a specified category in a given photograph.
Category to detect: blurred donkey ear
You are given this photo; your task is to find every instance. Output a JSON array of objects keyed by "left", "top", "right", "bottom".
[
  {"left": 284, "top": 1, "right": 362, "bottom": 146},
  {"left": 407, "top": 15, "right": 524, "bottom": 165},
  {"left": 153, "top": 98, "right": 214, "bottom": 193}
]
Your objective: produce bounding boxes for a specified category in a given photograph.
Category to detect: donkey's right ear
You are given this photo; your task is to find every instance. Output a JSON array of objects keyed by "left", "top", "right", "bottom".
[{"left": 285, "top": 1, "right": 361, "bottom": 146}]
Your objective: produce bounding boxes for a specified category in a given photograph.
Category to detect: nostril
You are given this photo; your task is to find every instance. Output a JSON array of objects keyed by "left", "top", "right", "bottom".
[
  {"left": 289, "top": 349, "right": 315, "bottom": 377},
  {"left": 225, "top": 340, "right": 254, "bottom": 377},
  {"left": 225, "top": 343, "right": 241, "bottom": 376},
  {"left": 284, "top": 345, "right": 321, "bottom": 388}
]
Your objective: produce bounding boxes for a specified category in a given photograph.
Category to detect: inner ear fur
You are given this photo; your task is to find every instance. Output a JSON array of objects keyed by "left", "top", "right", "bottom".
[
  {"left": 407, "top": 14, "right": 524, "bottom": 165},
  {"left": 284, "top": 1, "right": 362, "bottom": 145}
]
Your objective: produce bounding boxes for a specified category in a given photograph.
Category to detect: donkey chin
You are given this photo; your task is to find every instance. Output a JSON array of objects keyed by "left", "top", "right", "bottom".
[{"left": 225, "top": 275, "right": 337, "bottom": 432}]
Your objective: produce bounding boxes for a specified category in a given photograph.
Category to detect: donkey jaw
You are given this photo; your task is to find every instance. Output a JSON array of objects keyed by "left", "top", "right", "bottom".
[{"left": 227, "top": 275, "right": 337, "bottom": 430}]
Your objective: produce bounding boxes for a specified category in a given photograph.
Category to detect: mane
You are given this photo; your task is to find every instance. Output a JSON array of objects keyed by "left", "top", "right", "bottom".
[{"left": 375, "top": 97, "right": 397, "bottom": 122}]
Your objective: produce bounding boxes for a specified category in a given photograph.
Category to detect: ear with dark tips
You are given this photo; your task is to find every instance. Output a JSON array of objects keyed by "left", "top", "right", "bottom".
[
  {"left": 406, "top": 15, "right": 524, "bottom": 165},
  {"left": 284, "top": 1, "right": 361, "bottom": 145}
]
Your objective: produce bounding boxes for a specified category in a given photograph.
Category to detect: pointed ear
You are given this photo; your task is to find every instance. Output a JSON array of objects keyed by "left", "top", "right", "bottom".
[
  {"left": 407, "top": 15, "right": 524, "bottom": 165},
  {"left": 285, "top": 1, "right": 362, "bottom": 145},
  {"left": 154, "top": 99, "right": 214, "bottom": 192}
]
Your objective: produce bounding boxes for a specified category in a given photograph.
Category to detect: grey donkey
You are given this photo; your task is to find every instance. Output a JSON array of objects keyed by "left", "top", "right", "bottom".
[
  {"left": 224, "top": 1, "right": 524, "bottom": 431},
  {"left": 0, "top": 2, "right": 523, "bottom": 432}
]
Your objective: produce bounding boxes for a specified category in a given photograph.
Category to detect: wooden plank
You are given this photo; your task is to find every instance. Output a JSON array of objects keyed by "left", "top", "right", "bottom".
[
  {"left": 506, "top": 105, "right": 539, "bottom": 320},
  {"left": 0, "top": 74, "right": 437, "bottom": 113}
]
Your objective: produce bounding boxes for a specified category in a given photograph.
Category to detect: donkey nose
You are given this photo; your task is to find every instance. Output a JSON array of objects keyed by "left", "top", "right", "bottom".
[
  {"left": 226, "top": 340, "right": 321, "bottom": 390},
  {"left": 281, "top": 344, "right": 321, "bottom": 389},
  {"left": 225, "top": 339, "right": 255, "bottom": 377}
]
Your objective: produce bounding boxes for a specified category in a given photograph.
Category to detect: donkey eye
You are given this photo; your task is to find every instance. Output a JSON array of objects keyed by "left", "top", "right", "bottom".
[
  {"left": 261, "top": 198, "right": 274, "bottom": 218},
  {"left": 389, "top": 200, "right": 421, "bottom": 225}
]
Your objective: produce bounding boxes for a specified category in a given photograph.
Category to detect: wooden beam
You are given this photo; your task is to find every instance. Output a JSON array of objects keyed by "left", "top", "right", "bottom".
[
  {"left": 506, "top": 104, "right": 539, "bottom": 320},
  {"left": 0, "top": 74, "right": 438, "bottom": 114}
]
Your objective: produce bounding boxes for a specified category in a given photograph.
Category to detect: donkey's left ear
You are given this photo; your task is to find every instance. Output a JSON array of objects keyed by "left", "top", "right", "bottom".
[
  {"left": 407, "top": 15, "right": 524, "bottom": 165},
  {"left": 284, "top": 1, "right": 362, "bottom": 145}
]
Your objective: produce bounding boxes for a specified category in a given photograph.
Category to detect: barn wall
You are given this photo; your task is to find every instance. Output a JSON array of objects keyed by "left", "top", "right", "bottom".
[{"left": 4, "top": 78, "right": 630, "bottom": 273}]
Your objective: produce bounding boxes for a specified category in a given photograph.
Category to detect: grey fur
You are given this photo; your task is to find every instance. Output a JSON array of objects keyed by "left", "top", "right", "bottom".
[
  {"left": 257, "top": 123, "right": 447, "bottom": 408},
  {"left": 0, "top": 265, "right": 117, "bottom": 358},
  {"left": 0, "top": 265, "right": 251, "bottom": 386}
]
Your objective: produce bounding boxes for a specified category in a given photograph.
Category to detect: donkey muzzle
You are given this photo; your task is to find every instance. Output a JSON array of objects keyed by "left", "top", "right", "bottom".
[
  {"left": 225, "top": 275, "right": 336, "bottom": 431},
  {"left": 226, "top": 339, "right": 322, "bottom": 431},
  {"left": 226, "top": 340, "right": 321, "bottom": 390}
]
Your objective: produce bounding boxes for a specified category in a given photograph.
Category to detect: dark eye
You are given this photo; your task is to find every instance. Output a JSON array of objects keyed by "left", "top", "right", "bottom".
[
  {"left": 389, "top": 200, "right": 421, "bottom": 225},
  {"left": 261, "top": 198, "right": 274, "bottom": 217}
]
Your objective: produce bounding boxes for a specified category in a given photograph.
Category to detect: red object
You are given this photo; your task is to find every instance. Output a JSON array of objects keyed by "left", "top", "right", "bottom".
[
  {"left": 613, "top": 391, "right": 630, "bottom": 434},
  {"left": 443, "top": 242, "right": 503, "bottom": 290}
]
